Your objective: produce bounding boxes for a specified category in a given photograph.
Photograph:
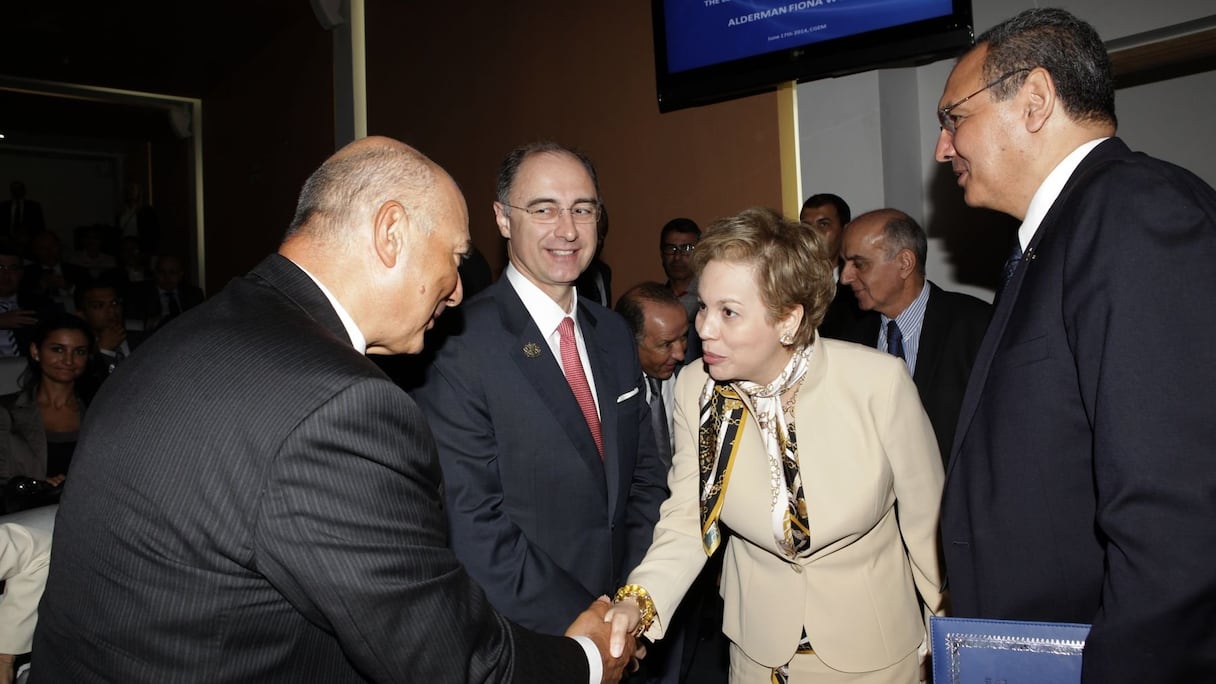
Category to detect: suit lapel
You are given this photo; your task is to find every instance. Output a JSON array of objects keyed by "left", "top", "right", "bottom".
[
  {"left": 250, "top": 254, "right": 350, "bottom": 346},
  {"left": 579, "top": 303, "right": 623, "bottom": 520},
  {"left": 947, "top": 139, "right": 1124, "bottom": 479},
  {"left": 912, "top": 284, "right": 945, "bottom": 392},
  {"left": 494, "top": 281, "right": 605, "bottom": 480}
]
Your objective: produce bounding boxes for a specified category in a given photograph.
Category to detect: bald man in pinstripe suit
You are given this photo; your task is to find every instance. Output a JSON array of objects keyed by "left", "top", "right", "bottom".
[{"left": 31, "top": 137, "right": 629, "bottom": 683}]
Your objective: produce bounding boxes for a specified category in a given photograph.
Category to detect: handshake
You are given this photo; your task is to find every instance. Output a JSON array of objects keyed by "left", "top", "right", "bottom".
[{"left": 564, "top": 595, "right": 650, "bottom": 684}]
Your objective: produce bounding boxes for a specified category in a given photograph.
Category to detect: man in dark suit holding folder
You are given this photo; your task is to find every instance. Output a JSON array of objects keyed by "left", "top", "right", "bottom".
[
  {"left": 934, "top": 8, "right": 1216, "bottom": 683},
  {"left": 33, "top": 136, "right": 630, "bottom": 683}
]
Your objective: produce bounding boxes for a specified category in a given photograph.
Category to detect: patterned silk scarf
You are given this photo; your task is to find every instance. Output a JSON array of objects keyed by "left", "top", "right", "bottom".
[{"left": 697, "top": 346, "right": 813, "bottom": 559}]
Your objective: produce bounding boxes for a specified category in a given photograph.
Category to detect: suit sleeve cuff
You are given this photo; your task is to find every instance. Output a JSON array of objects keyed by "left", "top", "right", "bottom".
[{"left": 571, "top": 636, "right": 602, "bottom": 684}]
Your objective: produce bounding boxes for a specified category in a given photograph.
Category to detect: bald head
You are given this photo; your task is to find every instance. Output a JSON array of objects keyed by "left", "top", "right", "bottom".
[
  {"left": 280, "top": 136, "right": 471, "bottom": 355},
  {"left": 840, "top": 209, "right": 928, "bottom": 318},
  {"left": 286, "top": 136, "right": 459, "bottom": 248}
]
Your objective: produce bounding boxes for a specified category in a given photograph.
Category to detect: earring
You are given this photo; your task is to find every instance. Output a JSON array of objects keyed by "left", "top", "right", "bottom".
[{"left": 780, "top": 331, "right": 794, "bottom": 346}]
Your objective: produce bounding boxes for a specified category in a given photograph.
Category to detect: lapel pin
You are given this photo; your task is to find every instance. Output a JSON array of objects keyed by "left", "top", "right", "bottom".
[
  {"left": 522, "top": 342, "right": 541, "bottom": 358},
  {"left": 1025, "top": 248, "right": 1038, "bottom": 261}
]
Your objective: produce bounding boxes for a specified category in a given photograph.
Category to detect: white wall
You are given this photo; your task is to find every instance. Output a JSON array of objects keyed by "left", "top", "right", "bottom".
[
  {"left": 796, "top": 0, "right": 1216, "bottom": 301},
  {"left": 0, "top": 148, "right": 122, "bottom": 249}
]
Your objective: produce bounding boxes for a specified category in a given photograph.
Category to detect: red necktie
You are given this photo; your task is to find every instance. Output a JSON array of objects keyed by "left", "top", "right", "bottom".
[{"left": 558, "top": 317, "right": 603, "bottom": 458}]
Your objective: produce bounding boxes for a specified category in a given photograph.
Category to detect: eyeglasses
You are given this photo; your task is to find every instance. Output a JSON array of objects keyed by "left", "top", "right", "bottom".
[
  {"left": 661, "top": 243, "right": 696, "bottom": 255},
  {"left": 0, "top": 264, "right": 24, "bottom": 272},
  {"left": 937, "top": 68, "right": 1031, "bottom": 134},
  {"left": 503, "top": 202, "right": 600, "bottom": 225}
]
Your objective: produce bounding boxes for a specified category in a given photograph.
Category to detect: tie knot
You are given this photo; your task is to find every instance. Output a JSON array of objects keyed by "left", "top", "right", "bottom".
[
  {"left": 887, "top": 319, "right": 902, "bottom": 341},
  {"left": 647, "top": 375, "right": 662, "bottom": 396},
  {"left": 558, "top": 316, "right": 575, "bottom": 341}
]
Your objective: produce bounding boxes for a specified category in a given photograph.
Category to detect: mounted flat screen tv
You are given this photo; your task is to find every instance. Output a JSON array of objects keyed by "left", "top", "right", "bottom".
[{"left": 653, "top": 0, "right": 974, "bottom": 111}]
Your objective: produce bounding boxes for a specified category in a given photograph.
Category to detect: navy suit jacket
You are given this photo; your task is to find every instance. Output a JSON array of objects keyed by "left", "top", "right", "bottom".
[
  {"left": 941, "top": 138, "right": 1216, "bottom": 683},
  {"left": 32, "top": 254, "right": 587, "bottom": 682},
  {"left": 835, "top": 281, "right": 990, "bottom": 464},
  {"left": 416, "top": 276, "right": 668, "bottom": 634}
]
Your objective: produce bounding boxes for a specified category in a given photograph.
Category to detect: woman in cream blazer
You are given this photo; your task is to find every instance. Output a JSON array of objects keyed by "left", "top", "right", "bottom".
[{"left": 609, "top": 208, "right": 945, "bottom": 683}]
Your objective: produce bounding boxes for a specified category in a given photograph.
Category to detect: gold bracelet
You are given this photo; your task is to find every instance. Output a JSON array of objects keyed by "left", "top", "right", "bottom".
[{"left": 613, "top": 584, "right": 657, "bottom": 636}]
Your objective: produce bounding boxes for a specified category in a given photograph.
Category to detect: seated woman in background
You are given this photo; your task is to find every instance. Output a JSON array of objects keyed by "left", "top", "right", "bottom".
[
  {"left": 0, "top": 313, "right": 94, "bottom": 488},
  {"left": 606, "top": 207, "right": 946, "bottom": 683}
]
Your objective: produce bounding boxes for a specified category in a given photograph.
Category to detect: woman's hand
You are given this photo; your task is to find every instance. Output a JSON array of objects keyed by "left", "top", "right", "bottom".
[{"left": 603, "top": 597, "right": 642, "bottom": 658}]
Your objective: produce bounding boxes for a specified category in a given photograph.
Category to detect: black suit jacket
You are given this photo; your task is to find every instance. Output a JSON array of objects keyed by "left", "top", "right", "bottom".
[
  {"left": 0, "top": 199, "right": 45, "bottom": 236},
  {"left": 32, "top": 254, "right": 588, "bottom": 682},
  {"left": 941, "top": 138, "right": 1216, "bottom": 682},
  {"left": 415, "top": 276, "right": 668, "bottom": 634},
  {"left": 817, "top": 281, "right": 866, "bottom": 341},
  {"left": 834, "top": 282, "right": 990, "bottom": 464},
  {"left": 129, "top": 281, "right": 206, "bottom": 328}
]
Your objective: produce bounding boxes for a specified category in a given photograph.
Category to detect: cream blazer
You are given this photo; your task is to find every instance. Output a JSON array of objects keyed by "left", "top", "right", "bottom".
[{"left": 627, "top": 339, "right": 946, "bottom": 673}]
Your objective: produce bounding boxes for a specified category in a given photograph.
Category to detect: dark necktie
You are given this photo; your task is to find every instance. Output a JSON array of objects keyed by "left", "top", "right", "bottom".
[
  {"left": 886, "top": 319, "right": 905, "bottom": 360},
  {"left": 646, "top": 376, "right": 672, "bottom": 469},
  {"left": 998, "top": 239, "right": 1024, "bottom": 295},
  {"left": 558, "top": 317, "right": 603, "bottom": 458},
  {"left": 166, "top": 291, "right": 182, "bottom": 318}
]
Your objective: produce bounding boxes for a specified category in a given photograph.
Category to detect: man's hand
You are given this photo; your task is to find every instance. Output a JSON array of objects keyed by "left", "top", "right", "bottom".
[
  {"left": 0, "top": 308, "right": 36, "bottom": 330},
  {"left": 96, "top": 325, "right": 127, "bottom": 351},
  {"left": 566, "top": 596, "right": 633, "bottom": 684},
  {"left": 0, "top": 652, "right": 13, "bottom": 684}
]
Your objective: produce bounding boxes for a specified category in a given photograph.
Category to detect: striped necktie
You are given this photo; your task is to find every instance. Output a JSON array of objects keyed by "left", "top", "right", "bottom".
[{"left": 0, "top": 299, "right": 19, "bottom": 357}]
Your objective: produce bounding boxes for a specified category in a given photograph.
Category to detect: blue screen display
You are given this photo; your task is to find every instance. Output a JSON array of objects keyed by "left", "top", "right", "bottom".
[{"left": 664, "top": 0, "right": 955, "bottom": 73}]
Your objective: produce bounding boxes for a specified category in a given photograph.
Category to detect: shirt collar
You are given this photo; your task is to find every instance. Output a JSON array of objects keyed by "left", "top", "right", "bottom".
[
  {"left": 880, "top": 280, "right": 930, "bottom": 340},
  {"left": 292, "top": 262, "right": 367, "bottom": 353},
  {"left": 1018, "top": 137, "right": 1110, "bottom": 251},
  {"left": 505, "top": 263, "right": 578, "bottom": 338}
]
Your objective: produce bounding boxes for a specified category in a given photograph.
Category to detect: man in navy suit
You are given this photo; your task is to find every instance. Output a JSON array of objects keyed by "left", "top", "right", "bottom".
[
  {"left": 32, "top": 136, "right": 629, "bottom": 683},
  {"left": 835, "top": 208, "right": 990, "bottom": 464},
  {"left": 934, "top": 8, "right": 1216, "bottom": 682},
  {"left": 416, "top": 142, "right": 668, "bottom": 636}
]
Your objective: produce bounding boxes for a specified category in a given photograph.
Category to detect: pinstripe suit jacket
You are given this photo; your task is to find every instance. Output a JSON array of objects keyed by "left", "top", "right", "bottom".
[{"left": 31, "top": 254, "right": 587, "bottom": 683}]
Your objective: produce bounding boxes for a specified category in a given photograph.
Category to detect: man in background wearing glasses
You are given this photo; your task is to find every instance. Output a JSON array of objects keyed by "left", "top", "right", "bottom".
[
  {"left": 658, "top": 218, "right": 701, "bottom": 363},
  {"left": 415, "top": 143, "right": 667, "bottom": 646},
  {"left": 935, "top": 8, "right": 1216, "bottom": 683}
]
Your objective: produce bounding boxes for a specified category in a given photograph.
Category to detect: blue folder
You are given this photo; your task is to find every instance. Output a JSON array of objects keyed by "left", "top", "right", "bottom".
[{"left": 931, "top": 616, "right": 1091, "bottom": 684}]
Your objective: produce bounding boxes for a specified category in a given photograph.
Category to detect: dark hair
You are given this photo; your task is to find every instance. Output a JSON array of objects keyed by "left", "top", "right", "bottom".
[
  {"left": 19, "top": 313, "right": 96, "bottom": 393},
  {"left": 977, "top": 7, "right": 1116, "bottom": 126},
  {"left": 74, "top": 277, "right": 122, "bottom": 312},
  {"left": 660, "top": 218, "right": 700, "bottom": 245},
  {"left": 615, "top": 282, "right": 684, "bottom": 342},
  {"left": 800, "top": 193, "right": 852, "bottom": 225},
  {"left": 495, "top": 142, "right": 600, "bottom": 207},
  {"left": 693, "top": 207, "right": 835, "bottom": 347},
  {"left": 863, "top": 209, "right": 929, "bottom": 278}
]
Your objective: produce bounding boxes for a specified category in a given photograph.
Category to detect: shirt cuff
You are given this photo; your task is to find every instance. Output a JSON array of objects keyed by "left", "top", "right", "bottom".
[{"left": 572, "top": 635, "right": 602, "bottom": 684}]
